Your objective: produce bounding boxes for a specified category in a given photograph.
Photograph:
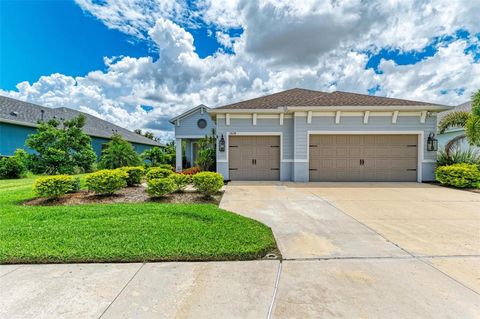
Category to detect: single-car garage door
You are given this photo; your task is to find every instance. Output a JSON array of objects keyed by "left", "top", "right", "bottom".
[
  {"left": 309, "top": 135, "right": 418, "bottom": 182},
  {"left": 229, "top": 135, "right": 280, "bottom": 181}
]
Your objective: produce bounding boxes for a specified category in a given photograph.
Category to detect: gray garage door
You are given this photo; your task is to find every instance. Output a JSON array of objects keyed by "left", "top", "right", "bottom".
[
  {"left": 229, "top": 136, "right": 280, "bottom": 181},
  {"left": 309, "top": 135, "right": 418, "bottom": 182}
]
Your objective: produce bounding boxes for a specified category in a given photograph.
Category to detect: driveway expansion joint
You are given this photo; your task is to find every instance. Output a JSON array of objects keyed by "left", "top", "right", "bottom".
[
  {"left": 98, "top": 262, "right": 145, "bottom": 319},
  {"left": 0, "top": 265, "right": 23, "bottom": 278},
  {"left": 267, "top": 260, "right": 282, "bottom": 319}
]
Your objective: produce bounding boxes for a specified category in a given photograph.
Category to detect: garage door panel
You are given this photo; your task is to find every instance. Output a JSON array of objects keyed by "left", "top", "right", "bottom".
[{"left": 309, "top": 134, "right": 417, "bottom": 182}]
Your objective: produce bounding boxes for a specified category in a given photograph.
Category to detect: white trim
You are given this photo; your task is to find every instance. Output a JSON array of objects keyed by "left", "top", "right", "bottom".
[
  {"left": 280, "top": 113, "right": 284, "bottom": 125},
  {"left": 306, "top": 130, "right": 425, "bottom": 182},
  {"left": 363, "top": 111, "right": 370, "bottom": 124},
  {"left": 170, "top": 104, "right": 209, "bottom": 123},
  {"left": 370, "top": 111, "right": 393, "bottom": 116},
  {"left": 294, "top": 112, "right": 307, "bottom": 117},
  {"left": 176, "top": 119, "right": 180, "bottom": 127},
  {"left": 226, "top": 114, "right": 230, "bottom": 126},
  {"left": 422, "top": 159, "right": 436, "bottom": 163},
  {"left": 392, "top": 111, "right": 399, "bottom": 124},
  {"left": 335, "top": 111, "right": 341, "bottom": 124},
  {"left": 307, "top": 111, "right": 312, "bottom": 124},
  {"left": 200, "top": 107, "right": 204, "bottom": 114},
  {"left": 312, "top": 112, "right": 336, "bottom": 117},
  {"left": 420, "top": 111, "right": 427, "bottom": 123},
  {"left": 281, "top": 159, "right": 294, "bottom": 162},
  {"left": 223, "top": 132, "right": 284, "bottom": 179},
  {"left": 252, "top": 113, "right": 257, "bottom": 125}
]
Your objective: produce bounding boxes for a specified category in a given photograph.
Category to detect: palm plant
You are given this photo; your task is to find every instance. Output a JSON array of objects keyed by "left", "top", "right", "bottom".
[
  {"left": 98, "top": 133, "right": 141, "bottom": 169},
  {"left": 438, "top": 89, "right": 480, "bottom": 156}
]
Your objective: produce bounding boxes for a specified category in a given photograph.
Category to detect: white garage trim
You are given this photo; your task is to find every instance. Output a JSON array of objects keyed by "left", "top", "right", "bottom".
[{"left": 306, "top": 130, "right": 425, "bottom": 182}]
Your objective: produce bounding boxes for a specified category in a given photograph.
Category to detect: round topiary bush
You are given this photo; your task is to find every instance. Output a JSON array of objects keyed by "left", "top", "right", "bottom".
[
  {"left": 192, "top": 172, "right": 224, "bottom": 197},
  {"left": 435, "top": 163, "right": 480, "bottom": 188},
  {"left": 119, "top": 166, "right": 144, "bottom": 186},
  {"left": 147, "top": 178, "right": 175, "bottom": 197},
  {"left": 146, "top": 167, "right": 173, "bottom": 181},
  {"left": 85, "top": 169, "right": 128, "bottom": 195},
  {"left": 170, "top": 173, "right": 191, "bottom": 192},
  {"left": 34, "top": 175, "right": 75, "bottom": 198}
]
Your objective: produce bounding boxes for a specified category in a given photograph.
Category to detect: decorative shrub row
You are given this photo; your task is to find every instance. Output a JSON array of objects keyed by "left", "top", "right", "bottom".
[
  {"left": 119, "top": 166, "right": 145, "bottom": 186},
  {"left": 435, "top": 163, "right": 480, "bottom": 188},
  {"left": 85, "top": 169, "right": 128, "bottom": 195},
  {"left": 34, "top": 175, "right": 79, "bottom": 198},
  {"left": 146, "top": 171, "right": 223, "bottom": 198},
  {"left": 146, "top": 167, "right": 173, "bottom": 181}
]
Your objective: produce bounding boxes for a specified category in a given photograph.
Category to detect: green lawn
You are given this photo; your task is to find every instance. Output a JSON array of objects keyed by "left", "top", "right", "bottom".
[{"left": 0, "top": 176, "right": 276, "bottom": 264}]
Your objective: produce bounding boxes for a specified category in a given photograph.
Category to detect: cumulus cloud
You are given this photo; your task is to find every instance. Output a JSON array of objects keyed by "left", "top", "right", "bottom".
[{"left": 2, "top": 0, "right": 480, "bottom": 141}]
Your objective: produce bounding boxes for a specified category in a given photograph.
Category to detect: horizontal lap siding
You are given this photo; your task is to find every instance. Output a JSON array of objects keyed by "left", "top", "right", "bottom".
[
  {"left": 175, "top": 109, "right": 215, "bottom": 137},
  {"left": 0, "top": 123, "right": 36, "bottom": 156}
]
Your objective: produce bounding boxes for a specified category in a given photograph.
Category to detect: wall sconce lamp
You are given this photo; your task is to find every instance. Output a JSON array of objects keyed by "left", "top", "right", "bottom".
[
  {"left": 219, "top": 134, "right": 225, "bottom": 152},
  {"left": 427, "top": 133, "right": 438, "bottom": 151}
]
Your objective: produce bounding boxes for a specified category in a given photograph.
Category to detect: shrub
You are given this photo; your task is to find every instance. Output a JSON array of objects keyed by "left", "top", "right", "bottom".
[
  {"left": 180, "top": 166, "right": 201, "bottom": 175},
  {"left": 98, "top": 133, "right": 141, "bottom": 169},
  {"left": 119, "top": 166, "right": 144, "bottom": 186},
  {"left": 85, "top": 169, "right": 128, "bottom": 195},
  {"left": 192, "top": 172, "right": 224, "bottom": 197},
  {"left": 34, "top": 175, "right": 75, "bottom": 198},
  {"left": 435, "top": 164, "right": 480, "bottom": 188},
  {"left": 437, "top": 147, "right": 480, "bottom": 167},
  {"left": 70, "top": 177, "right": 81, "bottom": 193},
  {"left": 146, "top": 167, "right": 173, "bottom": 181},
  {"left": 170, "top": 174, "right": 191, "bottom": 192},
  {"left": 158, "top": 164, "right": 174, "bottom": 171},
  {"left": 147, "top": 178, "right": 175, "bottom": 197},
  {"left": 0, "top": 156, "right": 27, "bottom": 179}
]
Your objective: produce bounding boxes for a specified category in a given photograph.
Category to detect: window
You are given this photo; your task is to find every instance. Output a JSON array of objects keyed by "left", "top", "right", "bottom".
[{"left": 197, "top": 119, "right": 207, "bottom": 129}]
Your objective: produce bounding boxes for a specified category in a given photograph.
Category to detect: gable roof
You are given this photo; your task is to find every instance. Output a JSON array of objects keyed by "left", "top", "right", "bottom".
[
  {"left": 169, "top": 104, "right": 209, "bottom": 124},
  {"left": 437, "top": 101, "right": 472, "bottom": 123},
  {"left": 0, "top": 95, "right": 160, "bottom": 146},
  {"left": 214, "top": 88, "right": 448, "bottom": 111}
]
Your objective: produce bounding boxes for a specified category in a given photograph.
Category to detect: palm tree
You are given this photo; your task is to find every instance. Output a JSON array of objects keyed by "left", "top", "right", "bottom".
[{"left": 438, "top": 90, "right": 480, "bottom": 155}]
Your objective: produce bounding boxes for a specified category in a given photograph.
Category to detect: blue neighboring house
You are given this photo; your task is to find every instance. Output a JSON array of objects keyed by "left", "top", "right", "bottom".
[
  {"left": 437, "top": 101, "right": 478, "bottom": 152},
  {"left": 0, "top": 95, "right": 160, "bottom": 158}
]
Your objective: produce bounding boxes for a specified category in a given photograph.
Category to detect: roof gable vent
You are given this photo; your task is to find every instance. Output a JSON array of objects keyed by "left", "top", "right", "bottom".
[{"left": 10, "top": 111, "right": 18, "bottom": 117}]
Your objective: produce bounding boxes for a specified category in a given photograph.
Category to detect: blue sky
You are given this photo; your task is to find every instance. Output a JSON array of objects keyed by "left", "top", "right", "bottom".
[{"left": 0, "top": 0, "right": 478, "bottom": 139}]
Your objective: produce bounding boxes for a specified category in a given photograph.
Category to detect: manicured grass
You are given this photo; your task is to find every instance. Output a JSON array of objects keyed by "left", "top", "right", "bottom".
[{"left": 0, "top": 176, "right": 276, "bottom": 264}]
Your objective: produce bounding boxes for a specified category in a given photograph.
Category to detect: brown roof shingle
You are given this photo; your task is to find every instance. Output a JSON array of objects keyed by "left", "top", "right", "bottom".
[{"left": 215, "top": 88, "right": 444, "bottom": 110}]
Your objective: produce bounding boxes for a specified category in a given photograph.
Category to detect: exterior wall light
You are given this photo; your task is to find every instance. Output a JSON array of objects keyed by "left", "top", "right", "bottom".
[
  {"left": 427, "top": 133, "right": 438, "bottom": 151},
  {"left": 219, "top": 134, "right": 225, "bottom": 152}
]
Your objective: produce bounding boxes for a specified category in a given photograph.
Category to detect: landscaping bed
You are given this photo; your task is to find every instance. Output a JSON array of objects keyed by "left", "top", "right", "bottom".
[
  {"left": 0, "top": 176, "right": 277, "bottom": 264},
  {"left": 24, "top": 185, "right": 223, "bottom": 206}
]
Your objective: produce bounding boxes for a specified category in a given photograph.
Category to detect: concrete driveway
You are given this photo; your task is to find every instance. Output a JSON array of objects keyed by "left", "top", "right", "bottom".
[
  {"left": 1, "top": 182, "right": 479, "bottom": 318},
  {"left": 220, "top": 182, "right": 480, "bottom": 318}
]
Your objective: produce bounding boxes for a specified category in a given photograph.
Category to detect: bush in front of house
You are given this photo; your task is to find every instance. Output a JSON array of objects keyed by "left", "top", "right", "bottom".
[
  {"left": 146, "top": 167, "right": 173, "bottom": 181},
  {"left": 34, "top": 175, "right": 75, "bottom": 198},
  {"left": 192, "top": 172, "right": 224, "bottom": 197},
  {"left": 119, "top": 166, "right": 145, "bottom": 186},
  {"left": 170, "top": 173, "right": 191, "bottom": 192},
  {"left": 180, "top": 166, "right": 201, "bottom": 175},
  {"left": 0, "top": 156, "right": 27, "bottom": 179},
  {"left": 147, "top": 178, "right": 175, "bottom": 197},
  {"left": 85, "top": 169, "right": 128, "bottom": 195},
  {"left": 435, "top": 163, "right": 480, "bottom": 188},
  {"left": 158, "top": 164, "right": 174, "bottom": 171}
]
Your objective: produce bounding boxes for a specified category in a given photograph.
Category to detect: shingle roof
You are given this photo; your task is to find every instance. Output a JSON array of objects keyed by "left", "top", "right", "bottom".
[
  {"left": 0, "top": 95, "right": 159, "bottom": 146},
  {"left": 215, "top": 88, "right": 445, "bottom": 109},
  {"left": 437, "top": 101, "right": 472, "bottom": 122}
]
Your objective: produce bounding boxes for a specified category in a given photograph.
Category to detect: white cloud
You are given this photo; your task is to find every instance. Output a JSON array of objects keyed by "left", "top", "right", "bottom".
[{"left": 2, "top": 0, "right": 480, "bottom": 141}]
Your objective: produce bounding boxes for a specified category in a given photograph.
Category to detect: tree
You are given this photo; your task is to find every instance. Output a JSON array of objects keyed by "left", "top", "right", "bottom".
[
  {"left": 25, "top": 115, "right": 96, "bottom": 174},
  {"left": 134, "top": 129, "right": 156, "bottom": 140},
  {"left": 438, "top": 89, "right": 480, "bottom": 154},
  {"left": 98, "top": 133, "right": 141, "bottom": 169},
  {"left": 141, "top": 147, "right": 167, "bottom": 166}
]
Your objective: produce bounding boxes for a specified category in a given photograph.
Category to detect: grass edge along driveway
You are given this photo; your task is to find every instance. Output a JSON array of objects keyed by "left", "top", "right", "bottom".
[{"left": 0, "top": 177, "right": 276, "bottom": 264}]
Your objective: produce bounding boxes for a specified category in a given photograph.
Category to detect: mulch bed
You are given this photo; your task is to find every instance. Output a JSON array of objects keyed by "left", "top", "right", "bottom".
[{"left": 24, "top": 185, "right": 223, "bottom": 206}]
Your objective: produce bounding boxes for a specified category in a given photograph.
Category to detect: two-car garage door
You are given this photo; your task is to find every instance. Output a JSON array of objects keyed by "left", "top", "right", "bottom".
[{"left": 309, "top": 134, "right": 418, "bottom": 182}]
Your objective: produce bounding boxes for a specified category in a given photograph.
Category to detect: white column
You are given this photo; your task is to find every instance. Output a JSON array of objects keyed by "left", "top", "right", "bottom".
[{"left": 175, "top": 138, "right": 182, "bottom": 172}]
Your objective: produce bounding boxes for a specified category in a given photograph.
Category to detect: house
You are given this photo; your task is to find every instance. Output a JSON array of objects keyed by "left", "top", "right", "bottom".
[
  {"left": 0, "top": 95, "right": 160, "bottom": 158},
  {"left": 437, "top": 101, "right": 476, "bottom": 152},
  {"left": 171, "top": 88, "right": 451, "bottom": 182}
]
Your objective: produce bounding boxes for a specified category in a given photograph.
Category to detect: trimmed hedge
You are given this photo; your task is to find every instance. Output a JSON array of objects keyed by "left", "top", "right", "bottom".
[
  {"left": 147, "top": 178, "right": 175, "bottom": 197},
  {"left": 34, "top": 175, "right": 75, "bottom": 198},
  {"left": 170, "top": 174, "right": 191, "bottom": 192},
  {"left": 146, "top": 167, "right": 173, "bottom": 181},
  {"left": 436, "top": 163, "right": 480, "bottom": 188},
  {"left": 119, "top": 166, "right": 144, "bottom": 186},
  {"left": 85, "top": 169, "right": 128, "bottom": 195},
  {"left": 0, "top": 156, "right": 27, "bottom": 179},
  {"left": 192, "top": 172, "right": 224, "bottom": 197}
]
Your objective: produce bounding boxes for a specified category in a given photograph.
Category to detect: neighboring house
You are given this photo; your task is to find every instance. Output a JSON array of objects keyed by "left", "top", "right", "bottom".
[
  {"left": 171, "top": 88, "right": 450, "bottom": 182},
  {"left": 437, "top": 101, "right": 476, "bottom": 151},
  {"left": 0, "top": 95, "right": 160, "bottom": 158},
  {"left": 169, "top": 104, "right": 215, "bottom": 169}
]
